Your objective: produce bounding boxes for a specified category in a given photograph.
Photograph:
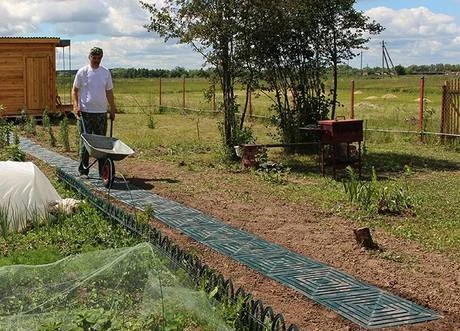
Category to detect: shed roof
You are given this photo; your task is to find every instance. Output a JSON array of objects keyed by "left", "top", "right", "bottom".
[{"left": 0, "top": 37, "right": 60, "bottom": 44}]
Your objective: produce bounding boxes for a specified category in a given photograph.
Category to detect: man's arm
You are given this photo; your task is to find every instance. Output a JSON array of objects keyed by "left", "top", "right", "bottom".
[
  {"left": 71, "top": 86, "right": 80, "bottom": 117},
  {"left": 106, "top": 89, "right": 117, "bottom": 121}
]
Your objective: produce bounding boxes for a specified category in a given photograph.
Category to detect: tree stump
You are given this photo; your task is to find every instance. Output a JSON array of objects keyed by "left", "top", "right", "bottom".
[{"left": 353, "top": 227, "right": 377, "bottom": 249}]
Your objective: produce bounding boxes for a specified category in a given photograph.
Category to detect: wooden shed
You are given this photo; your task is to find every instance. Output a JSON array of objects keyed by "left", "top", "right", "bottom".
[{"left": 0, "top": 37, "right": 71, "bottom": 117}]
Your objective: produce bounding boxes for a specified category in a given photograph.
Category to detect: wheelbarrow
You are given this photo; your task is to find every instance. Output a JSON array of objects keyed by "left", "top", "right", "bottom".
[{"left": 80, "top": 118, "right": 134, "bottom": 188}]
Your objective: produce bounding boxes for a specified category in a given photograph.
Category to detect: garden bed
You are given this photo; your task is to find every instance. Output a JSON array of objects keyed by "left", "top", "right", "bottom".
[{"left": 5, "top": 113, "right": 460, "bottom": 330}]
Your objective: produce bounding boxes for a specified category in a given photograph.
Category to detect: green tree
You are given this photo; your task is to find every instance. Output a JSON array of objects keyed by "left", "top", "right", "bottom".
[
  {"left": 239, "top": 0, "right": 328, "bottom": 145},
  {"left": 141, "top": 0, "right": 244, "bottom": 158},
  {"left": 394, "top": 64, "right": 406, "bottom": 75},
  {"left": 311, "top": 0, "right": 383, "bottom": 119},
  {"left": 141, "top": 0, "right": 382, "bottom": 149},
  {"left": 239, "top": 0, "right": 382, "bottom": 145}
]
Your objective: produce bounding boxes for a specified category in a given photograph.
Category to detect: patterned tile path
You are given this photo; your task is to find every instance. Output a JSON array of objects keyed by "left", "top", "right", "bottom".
[{"left": 19, "top": 137, "right": 440, "bottom": 329}]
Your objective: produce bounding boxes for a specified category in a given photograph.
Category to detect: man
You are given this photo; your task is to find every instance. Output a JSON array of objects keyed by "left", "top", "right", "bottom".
[{"left": 72, "top": 47, "right": 117, "bottom": 178}]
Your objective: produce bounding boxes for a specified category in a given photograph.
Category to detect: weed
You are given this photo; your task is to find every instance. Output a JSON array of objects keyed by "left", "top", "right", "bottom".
[
  {"left": 255, "top": 150, "right": 291, "bottom": 184},
  {"left": 0, "top": 144, "right": 26, "bottom": 161},
  {"left": 48, "top": 125, "right": 57, "bottom": 147},
  {"left": 42, "top": 108, "right": 51, "bottom": 130},
  {"left": 59, "top": 117, "right": 70, "bottom": 151},
  {"left": 26, "top": 115, "right": 37, "bottom": 135},
  {"left": 0, "top": 119, "right": 13, "bottom": 147},
  {"left": 136, "top": 204, "right": 155, "bottom": 225},
  {"left": 131, "top": 95, "right": 157, "bottom": 129},
  {"left": 343, "top": 166, "right": 415, "bottom": 215},
  {"left": 13, "top": 127, "right": 19, "bottom": 145}
]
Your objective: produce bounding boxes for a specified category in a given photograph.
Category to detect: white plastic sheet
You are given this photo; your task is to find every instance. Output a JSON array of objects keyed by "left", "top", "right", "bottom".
[{"left": 0, "top": 161, "right": 61, "bottom": 231}]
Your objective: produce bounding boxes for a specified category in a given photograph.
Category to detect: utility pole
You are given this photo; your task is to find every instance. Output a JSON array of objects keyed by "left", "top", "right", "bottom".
[
  {"left": 381, "top": 40, "right": 396, "bottom": 76},
  {"left": 360, "top": 51, "right": 363, "bottom": 76},
  {"left": 381, "top": 41, "right": 385, "bottom": 75}
]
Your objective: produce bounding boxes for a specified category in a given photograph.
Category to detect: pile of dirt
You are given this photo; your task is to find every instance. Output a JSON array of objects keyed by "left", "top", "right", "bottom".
[
  {"left": 382, "top": 94, "right": 398, "bottom": 99},
  {"left": 355, "top": 101, "right": 381, "bottom": 110}
]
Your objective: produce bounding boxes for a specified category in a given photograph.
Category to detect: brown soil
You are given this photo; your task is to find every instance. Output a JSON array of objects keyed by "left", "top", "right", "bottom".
[
  {"left": 113, "top": 157, "right": 460, "bottom": 331},
  {"left": 27, "top": 140, "right": 460, "bottom": 331}
]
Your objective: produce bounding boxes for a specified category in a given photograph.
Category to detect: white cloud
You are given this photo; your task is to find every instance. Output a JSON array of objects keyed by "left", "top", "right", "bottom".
[
  {"left": 358, "top": 6, "right": 460, "bottom": 66},
  {"left": 67, "top": 37, "right": 203, "bottom": 70},
  {"left": 0, "top": 0, "right": 150, "bottom": 36},
  {"left": 1, "top": 0, "right": 198, "bottom": 68},
  {"left": 366, "top": 6, "right": 459, "bottom": 38},
  {"left": 7, "top": 2, "right": 459, "bottom": 69}
]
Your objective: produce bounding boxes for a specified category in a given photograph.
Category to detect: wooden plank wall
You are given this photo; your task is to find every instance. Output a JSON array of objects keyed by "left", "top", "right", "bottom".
[{"left": 0, "top": 41, "right": 57, "bottom": 116}]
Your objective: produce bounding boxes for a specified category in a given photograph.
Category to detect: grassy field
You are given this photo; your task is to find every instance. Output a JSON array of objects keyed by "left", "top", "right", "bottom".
[
  {"left": 52, "top": 74, "right": 460, "bottom": 257},
  {"left": 58, "top": 74, "right": 454, "bottom": 134},
  {"left": 40, "top": 100, "right": 460, "bottom": 258}
]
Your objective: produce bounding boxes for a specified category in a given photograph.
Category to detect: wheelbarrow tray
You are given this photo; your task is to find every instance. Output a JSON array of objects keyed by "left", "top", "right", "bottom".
[{"left": 81, "top": 133, "right": 134, "bottom": 161}]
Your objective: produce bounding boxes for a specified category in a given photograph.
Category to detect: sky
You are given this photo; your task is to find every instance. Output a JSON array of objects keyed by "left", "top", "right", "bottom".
[{"left": 1, "top": 0, "right": 460, "bottom": 70}]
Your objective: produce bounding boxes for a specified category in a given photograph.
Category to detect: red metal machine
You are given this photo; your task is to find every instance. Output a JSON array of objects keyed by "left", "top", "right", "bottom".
[{"left": 317, "top": 119, "right": 363, "bottom": 178}]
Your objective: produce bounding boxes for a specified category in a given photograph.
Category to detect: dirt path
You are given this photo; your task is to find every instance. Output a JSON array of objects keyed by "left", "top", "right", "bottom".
[{"left": 116, "top": 158, "right": 460, "bottom": 330}]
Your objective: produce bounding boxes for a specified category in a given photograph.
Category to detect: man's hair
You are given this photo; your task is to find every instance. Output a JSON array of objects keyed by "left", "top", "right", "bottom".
[{"left": 89, "top": 47, "right": 103, "bottom": 56}]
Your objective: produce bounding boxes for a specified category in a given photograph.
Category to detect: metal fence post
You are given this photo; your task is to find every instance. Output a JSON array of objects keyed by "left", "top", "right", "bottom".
[
  {"left": 249, "top": 90, "right": 253, "bottom": 119},
  {"left": 350, "top": 80, "right": 355, "bottom": 119},
  {"left": 159, "top": 77, "right": 162, "bottom": 108},
  {"left": 183, "top": 77, "right": 186, "bottom": 110},
  {"left": 212, "top": 84, "right": 216, "bottom": 112},
  {"left": 418, "top": 76, "right": 425, "bottom": 142}
]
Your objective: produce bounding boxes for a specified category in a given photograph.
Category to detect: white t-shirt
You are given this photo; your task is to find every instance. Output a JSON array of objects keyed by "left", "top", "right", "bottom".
[{"left": 73, "top": 65, "right": 114, "bottom": 113}]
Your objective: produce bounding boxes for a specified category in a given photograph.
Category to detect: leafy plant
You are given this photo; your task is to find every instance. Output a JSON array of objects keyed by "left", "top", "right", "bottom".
[
  {"left": 0, "top": 119, "right": 13, "bottom": 147},
  {"left": 343, "top": 166, "right": 415, "bottom": 215},
  {"left": 25, "top": 115, "right": 37, "bottom": 135},
  {"left": 13, "top": 127, "right": 19, "bottom": 145},
  {"left": 48, "top": 125, "right": 57, "bottom": 147},
  {"left": 136, "top": 204, "right": 155, "bottom": 225},
  {"left": 0, "top": 144, "right": 26, "bottom": 161},
  {"left": 42, "top": 108, "right": 51, "bottom": 130},
  {"left": 59, "top": 117, "right": 70, "bottom": 151},
  {"left": 255, "top": 149, "right": 291, "bottom": 185}
]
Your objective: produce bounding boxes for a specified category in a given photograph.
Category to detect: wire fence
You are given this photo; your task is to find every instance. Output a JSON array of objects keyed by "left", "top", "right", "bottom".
[{"left": 57, "top": 76, "right": 460, "bottom": 141}]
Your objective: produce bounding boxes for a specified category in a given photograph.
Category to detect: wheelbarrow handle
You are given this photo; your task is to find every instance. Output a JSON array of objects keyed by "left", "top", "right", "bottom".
[
  {"left": 79, "top": 116, "right": 87, "bottom": 134},
  {"left": 79, "top": 115, "right": 113, "bottom": 137}
]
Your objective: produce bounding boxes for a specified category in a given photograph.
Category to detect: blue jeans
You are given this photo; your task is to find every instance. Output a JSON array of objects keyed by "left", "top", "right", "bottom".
[{"left": 78, "top": 112, "right": 107, "bottom": 176}]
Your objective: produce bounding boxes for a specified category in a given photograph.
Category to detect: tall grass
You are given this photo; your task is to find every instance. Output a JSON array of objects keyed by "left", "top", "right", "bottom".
[
  {"left": 50, "top": 75, "right": 460, "bottom": 257},
  {"left": 57, "top": 74, "right": 453, "bottom": 135}
]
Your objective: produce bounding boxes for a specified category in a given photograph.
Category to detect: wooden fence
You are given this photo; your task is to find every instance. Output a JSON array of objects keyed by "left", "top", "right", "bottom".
[{"left": 441, "top": 79, "right": 460, "bottom": 141}]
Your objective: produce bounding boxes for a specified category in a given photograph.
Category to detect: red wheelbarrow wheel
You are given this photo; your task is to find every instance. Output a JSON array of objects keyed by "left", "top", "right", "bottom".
[{"left": 101, "top": 158, "right": 115, "bottom": 188}]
